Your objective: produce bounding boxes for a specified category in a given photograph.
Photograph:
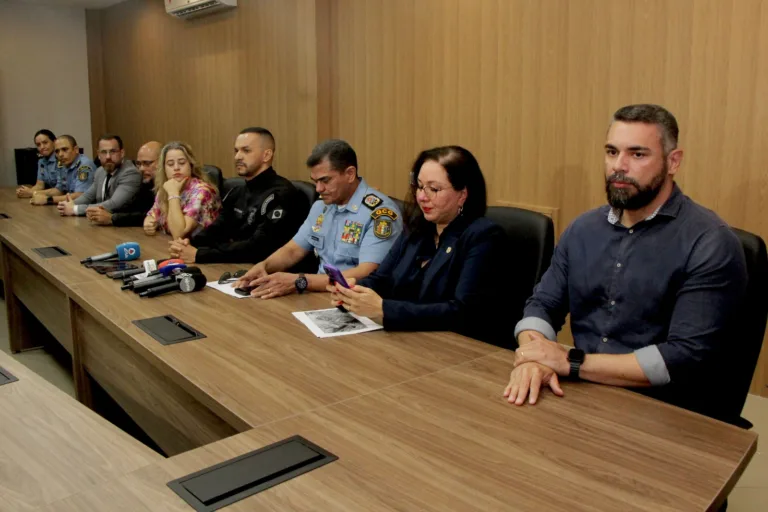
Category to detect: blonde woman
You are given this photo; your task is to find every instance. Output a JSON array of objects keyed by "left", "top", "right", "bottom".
[{"left": 144, "top": 142, "right": 220, "bottom": 239}]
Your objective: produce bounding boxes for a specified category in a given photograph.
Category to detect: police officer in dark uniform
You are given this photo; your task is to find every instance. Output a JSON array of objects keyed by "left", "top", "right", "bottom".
[{"left": 168, "top": 127, "right": 308, "bottom": 263}]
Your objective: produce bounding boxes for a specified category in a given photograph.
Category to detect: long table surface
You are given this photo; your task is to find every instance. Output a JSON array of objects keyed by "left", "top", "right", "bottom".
[
  {"left": 0, "top": 189, "right": 759, "bottom": 511},
  {"left": 0, "top": 350, "right": 162, "bottom": 511}
]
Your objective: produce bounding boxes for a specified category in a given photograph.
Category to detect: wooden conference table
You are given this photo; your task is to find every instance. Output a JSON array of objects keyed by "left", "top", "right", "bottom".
[{"left": 0, "top": 189, "right": 758, "bottom": 511}]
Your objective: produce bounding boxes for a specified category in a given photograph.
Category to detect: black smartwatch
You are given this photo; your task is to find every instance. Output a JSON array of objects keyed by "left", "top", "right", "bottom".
[
  {"left": 567, "top": 348, "right": 585, "bottom": 379},
  {"left": 47, "top": 196, "right": 54, "bottom": 205},
  {"left": 295, "top": 273, "right": 308, "bottom": 294}
]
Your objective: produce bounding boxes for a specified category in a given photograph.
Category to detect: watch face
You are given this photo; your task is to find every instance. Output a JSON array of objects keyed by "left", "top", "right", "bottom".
[
  {"left": 569, "top": 349, "right": 586, "bottom": 363},
  {"left": 296, "top": 276, "right": 308, "bottom": 291}
]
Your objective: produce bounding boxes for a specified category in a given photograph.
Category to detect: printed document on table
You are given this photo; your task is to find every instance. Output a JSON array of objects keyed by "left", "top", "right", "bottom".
[{"left": 293, "top": 308, "right": 383, "bottom": 338}]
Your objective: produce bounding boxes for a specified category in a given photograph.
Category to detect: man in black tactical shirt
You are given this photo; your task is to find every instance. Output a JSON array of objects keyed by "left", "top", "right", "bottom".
[{"left": 168, "top": 127, "right": 308, "bottom": 264}]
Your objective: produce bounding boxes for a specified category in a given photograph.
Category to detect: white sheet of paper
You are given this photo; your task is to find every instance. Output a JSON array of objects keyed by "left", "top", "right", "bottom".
[
  {"left": 293, "top": 308, "right": 383, "bottom": 338},
  {"left": 206, "top": 280, "right": 253, "bottom": 299}
]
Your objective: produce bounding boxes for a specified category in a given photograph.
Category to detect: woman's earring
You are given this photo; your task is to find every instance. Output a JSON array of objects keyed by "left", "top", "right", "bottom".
[{"left": 458, "top": 205, "right": 464, "bottom": 215}]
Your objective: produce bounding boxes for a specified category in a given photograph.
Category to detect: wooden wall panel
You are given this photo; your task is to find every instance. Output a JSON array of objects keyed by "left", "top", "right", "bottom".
[
  {"left": 90, "top": 0, "right": 318, "bottom": 180},
  {"left": 85, "top": 9, "right": 106, "bottom": 154},
  {"left": 326, "top": 0, "right": 768, "bottom": 395}
]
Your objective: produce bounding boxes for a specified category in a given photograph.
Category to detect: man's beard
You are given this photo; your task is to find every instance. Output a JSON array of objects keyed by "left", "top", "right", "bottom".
[
  {"left": 236, "top": 163, "right": 257, "bottom": 177},
  {"left": 605, "top": 163, "right": 667, "bottom": 211}
]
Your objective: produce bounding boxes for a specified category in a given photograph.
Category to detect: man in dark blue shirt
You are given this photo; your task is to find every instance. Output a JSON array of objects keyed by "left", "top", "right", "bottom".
[{"left": 504, "top": 104, "right": 747, "bottom": 420}]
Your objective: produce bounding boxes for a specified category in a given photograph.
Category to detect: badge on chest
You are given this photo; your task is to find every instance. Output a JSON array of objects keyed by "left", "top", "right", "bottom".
[
  {"left": 341, "top": 220, "right": 364, "bottom": 245},
  {"left": 312, "top": 213, "right": 324, "bottom": 233}
]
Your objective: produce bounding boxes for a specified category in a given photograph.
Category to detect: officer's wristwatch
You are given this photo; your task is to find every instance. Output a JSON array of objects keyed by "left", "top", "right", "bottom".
[
  {"left": 295, "top": 273, "right": 308, "bottom": 294},
  {"left": 567, "top": 348, "right": 585, "bottom": 379}
]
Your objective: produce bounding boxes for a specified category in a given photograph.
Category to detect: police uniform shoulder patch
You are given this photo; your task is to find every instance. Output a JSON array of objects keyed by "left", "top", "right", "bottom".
[
  {"left": 370, "top": 207, "right": 398, "bottom": 239},
  {"left": 370, "top": 207, "right": 399, "bottom": 221},
  {"left": 77, "top": 164, "right": 91, "bottom": 181},
  {"left": 261, "top": 193, "right": 275, "bottom": 215},
  {"left": 363, "top": 193, "right": 383, "bottom": 210}
]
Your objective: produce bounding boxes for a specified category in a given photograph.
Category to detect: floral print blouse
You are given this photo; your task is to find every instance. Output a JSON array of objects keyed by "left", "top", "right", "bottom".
[{"left": 149, "top": 177, "right": 220, "bottom": 237}]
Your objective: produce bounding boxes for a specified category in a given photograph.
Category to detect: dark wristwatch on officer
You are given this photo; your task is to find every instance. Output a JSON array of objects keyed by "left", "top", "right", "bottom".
[
  {"left": 567, "top": 348, "right": 585, "bottom": 379},
  {"left": 295, "top": 273, "right": 308, "bottom": 294}
]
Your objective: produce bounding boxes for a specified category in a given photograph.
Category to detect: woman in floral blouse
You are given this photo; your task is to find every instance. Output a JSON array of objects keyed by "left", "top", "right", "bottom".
[{"left": 144, "top": 142, "right": 220, "bottom": 239}]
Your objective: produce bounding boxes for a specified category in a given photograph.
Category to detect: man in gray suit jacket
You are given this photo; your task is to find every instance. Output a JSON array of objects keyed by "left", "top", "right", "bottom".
[{"left": 57, "top": 134, "right": 141, "bottom": 217}]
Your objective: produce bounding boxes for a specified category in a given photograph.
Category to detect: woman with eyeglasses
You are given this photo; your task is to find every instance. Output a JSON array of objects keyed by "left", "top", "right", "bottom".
[
  {"left": 328, "top": 146, "right": 510, "bottom": 345},
  {"left": 144, "top": 142, "right": 220, "bottom": 239}
]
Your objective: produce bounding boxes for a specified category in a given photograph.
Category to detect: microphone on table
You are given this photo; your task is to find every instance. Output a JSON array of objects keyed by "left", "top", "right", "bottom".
[
  {"left": 139, "top": 273, "right": 207, "bottom": 298},
  {"left": 109, "top": 259, "right": 159, "bottom": 280},
  {"left": 80, "top": 242, "right": 140, "bottom": 264},
  {"left": 142, "top": 259, "right": 184, "bottom": 279},
  {"left": 125, "top": 267, "right": 201, "bottom": 292}
]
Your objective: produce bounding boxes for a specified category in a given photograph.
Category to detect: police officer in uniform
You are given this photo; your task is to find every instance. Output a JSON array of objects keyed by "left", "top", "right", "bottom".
[
  {"left": 168, "top": 127, "right": 308, "bottom": 263},
  {"left": 29, "top": 134, "right": 95, "bottom": 206},
  {"left": 16, "top": 129, "right": 58, "bottom": 198},
  {"left": 235, "top": 139, "right": 402, "bottom": 299}
]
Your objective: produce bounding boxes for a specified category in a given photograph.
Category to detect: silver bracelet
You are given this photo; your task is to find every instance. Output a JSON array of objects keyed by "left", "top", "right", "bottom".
[{"left": 168, "top": 195, "right": 182, "bottom": 201}]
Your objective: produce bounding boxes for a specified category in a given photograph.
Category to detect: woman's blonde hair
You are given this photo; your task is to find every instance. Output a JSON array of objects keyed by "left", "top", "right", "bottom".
[{"left": 154, "top": 141, "right": 217, "bottom": 216}]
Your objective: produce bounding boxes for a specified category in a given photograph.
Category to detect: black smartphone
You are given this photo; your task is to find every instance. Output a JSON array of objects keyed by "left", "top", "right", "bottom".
[{"left": 90, "top": 262, "right": 139, "bottom": 273}]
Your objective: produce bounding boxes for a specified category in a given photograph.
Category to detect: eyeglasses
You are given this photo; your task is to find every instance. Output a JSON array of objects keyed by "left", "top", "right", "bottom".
[
  {"left": 218, "top": 269, "right": 247, "bottom": 284},
  {"left": 98, "top": 149, "right": 121, "bottom": 156},
  {"left": 136, "top": 160, "right": 156, "bottom": 167},
  {"left": 415, "top": 183, "right": 449, "bottom": 199}
]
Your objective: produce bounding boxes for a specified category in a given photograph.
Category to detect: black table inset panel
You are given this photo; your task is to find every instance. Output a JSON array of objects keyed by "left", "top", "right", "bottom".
[
  {"left": 0, "top": 366, "right": 19, "bottom": 387},
  {"left": 32, "top": 246, "right": 70, "bottom": 258},
  {"left": 132, "top": 315, "right": 206, "bottom": 346},
  {"left": 168, "top": 435, "right": 338, "bottom": 511}
]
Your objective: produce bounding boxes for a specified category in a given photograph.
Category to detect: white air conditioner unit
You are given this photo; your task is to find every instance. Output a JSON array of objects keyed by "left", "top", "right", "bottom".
[{"left": 165, "top": 0, "right": 237, "bottom": 20}]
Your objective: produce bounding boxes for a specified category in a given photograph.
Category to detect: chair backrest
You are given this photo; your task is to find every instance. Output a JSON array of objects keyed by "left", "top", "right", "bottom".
[
  {"left": 726, "top": 227, "right": 768, "bottom": 423},
  {"left": 203, "top": 164, "right": 224, "bottom": 192},
  {"left": 389, "top": 196, "right": 405, "bottom": 215},
  {"left": 220, "top": 177, "right": 245, "bottom": 202},
  {"left": 485, "top": 206, "right": 555, "bottom": 319},
  {"left": 291, "top": 180, "right": 318, "bottom": 208}
]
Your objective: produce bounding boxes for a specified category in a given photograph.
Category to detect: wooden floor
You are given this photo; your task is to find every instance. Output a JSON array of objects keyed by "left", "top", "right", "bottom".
[{"left": 0, "top": 189, "right": 759, "bottom": 511}]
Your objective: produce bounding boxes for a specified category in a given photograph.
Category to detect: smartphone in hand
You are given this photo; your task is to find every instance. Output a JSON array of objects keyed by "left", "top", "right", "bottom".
[
  {"left": 323, "top": 263, "right": 350, "bottom": 312},
  {"left": 323, "top": 264, "right": 350, "bottom": 288}
]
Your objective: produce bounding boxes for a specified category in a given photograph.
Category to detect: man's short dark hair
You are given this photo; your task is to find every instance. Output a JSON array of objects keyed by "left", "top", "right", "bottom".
[
  {"left": 99, "top": 133, "right": 123, "bottom": 150},
  {"left": 612, "top": 104, "right": 679, "bottom": 156},
  {"left": 306, "top": 139, "right": 357, "bottom": 173},
  {"left": 239, "top": 126, "right": 275, "bottom": 149},
  {"left": 56, "top": 134, "right": 77, "bottom": 147},
  {"left": 34, "top": 129, "right": 56, "bottom": 143}
]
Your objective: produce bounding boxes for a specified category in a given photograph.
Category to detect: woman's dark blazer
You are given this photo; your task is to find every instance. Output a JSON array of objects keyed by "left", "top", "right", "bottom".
[{"left": 359, "top": 215, "right": 510, "bottom": 345}]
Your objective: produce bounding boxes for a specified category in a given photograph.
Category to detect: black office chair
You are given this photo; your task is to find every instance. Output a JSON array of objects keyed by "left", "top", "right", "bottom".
[
  {"left": 203, "top": 165, "right": 224, "bottom": 192},
  {"left": 284, "top": 180, "right": 320, "bottom": 274},
  {"left": 220, "top": 177, "right": 245, "bottom": 202},
  {"left": 291, "top": 180, "right": 318, "bottom": 208},
  {"left": 389, "top": 196, "right": 405, "bottom": 214},
  {"left": 484, "top": 206, "right": 555, "bottom": 320},
  {"left": 726, "top": 228, "right": 768, "bottom": 429}
]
